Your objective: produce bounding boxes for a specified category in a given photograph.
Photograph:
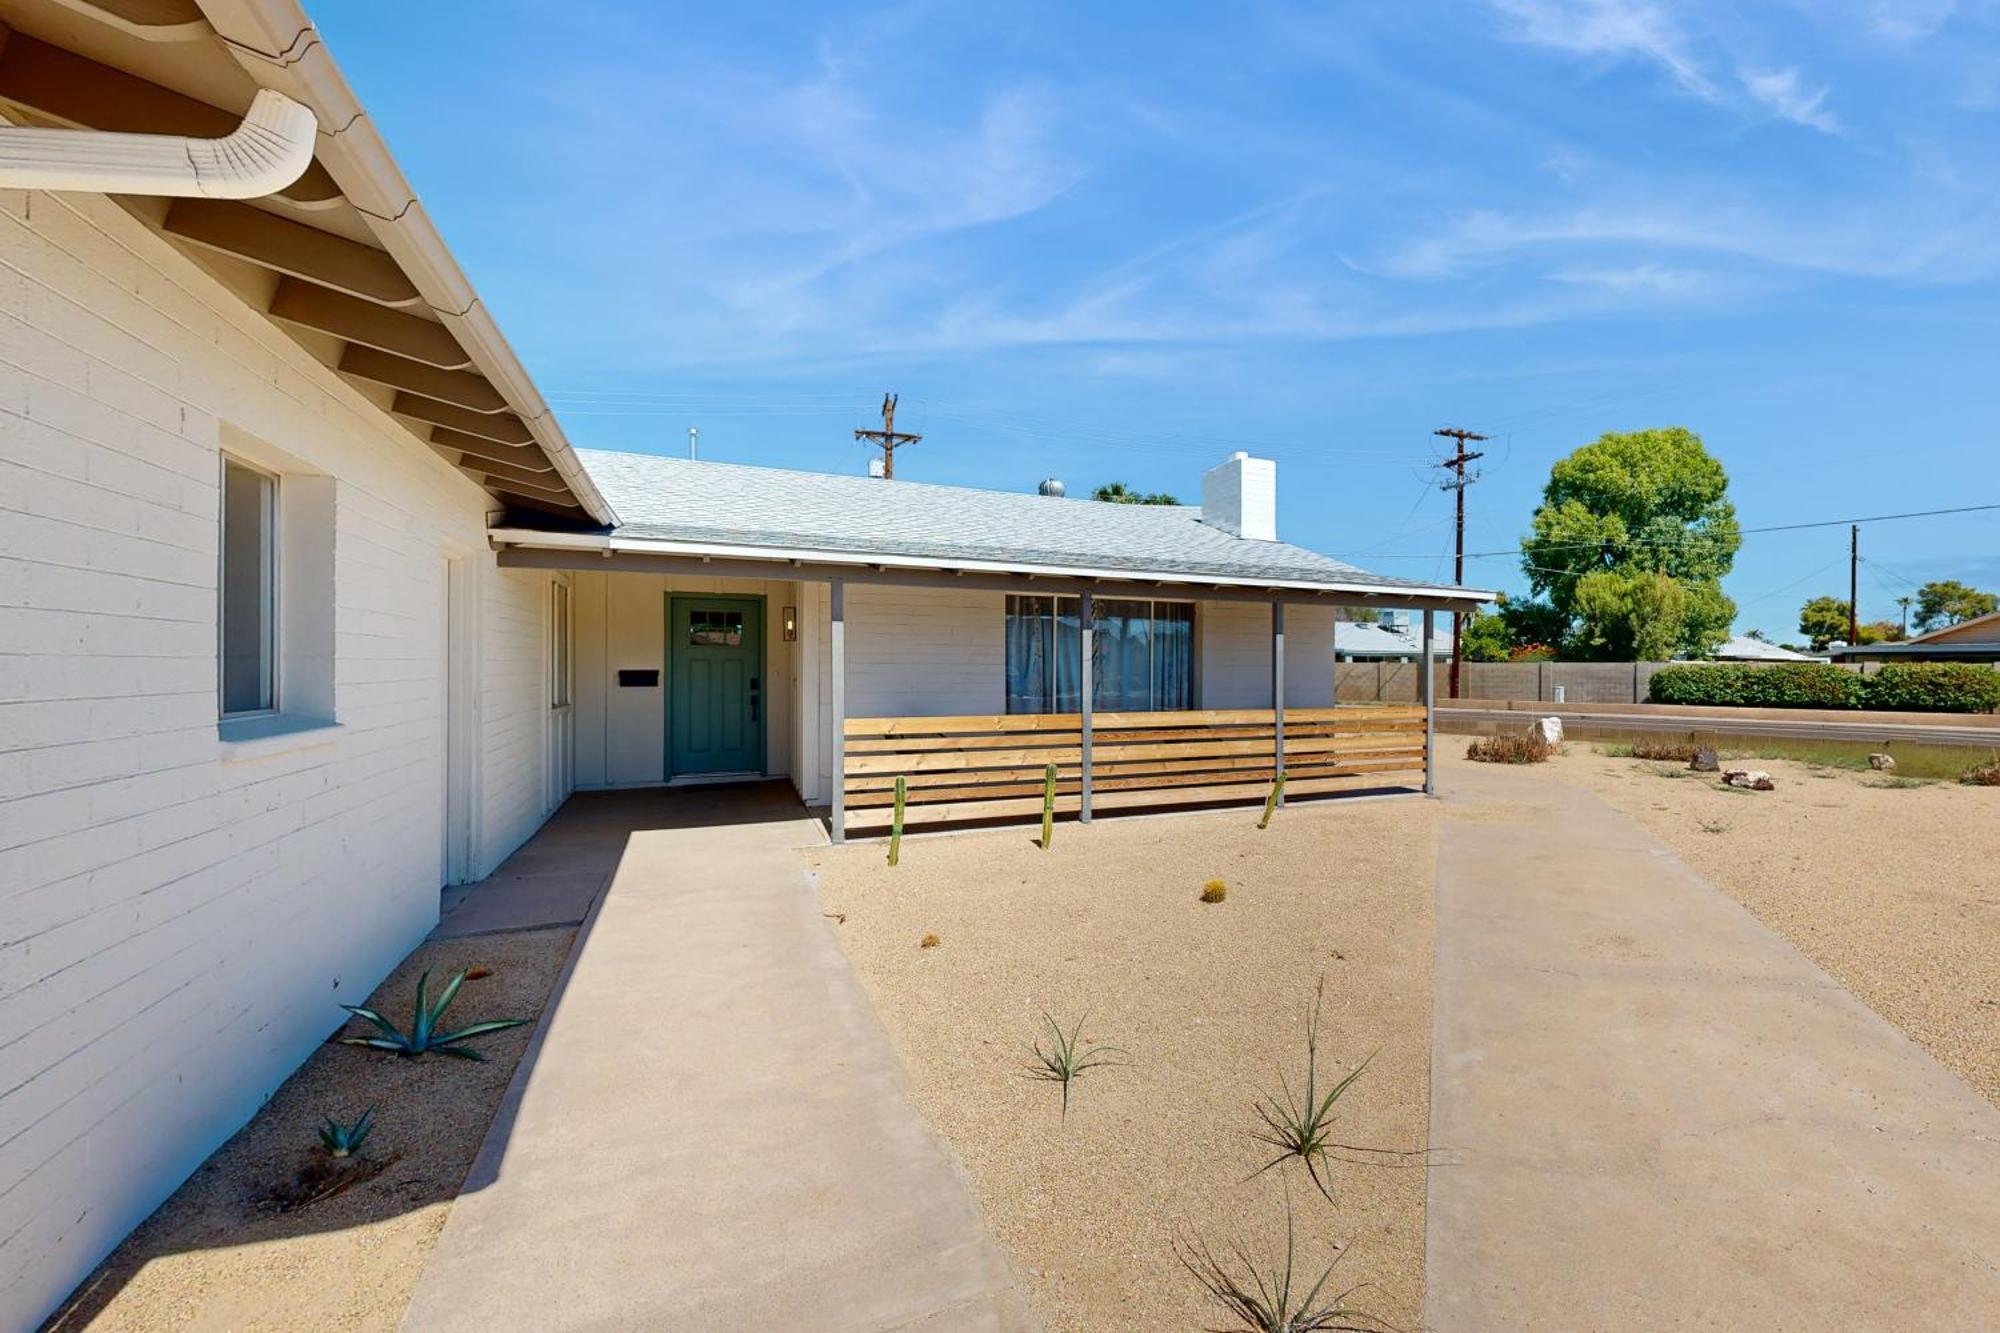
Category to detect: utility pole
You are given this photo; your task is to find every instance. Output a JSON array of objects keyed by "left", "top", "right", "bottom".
[
  {"left": 1433, "top": 428, "right": 1488, "bottom": 700},
  {"left": 854, "top": 392, "right": 922, "bottom": 479},
  {"left": 1849, "top": 524, "right": 1859, "bottom": 648}
]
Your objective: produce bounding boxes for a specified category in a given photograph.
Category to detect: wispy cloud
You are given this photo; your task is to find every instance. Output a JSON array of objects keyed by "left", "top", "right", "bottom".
[
  {"left": 1488, "top": 0, "right": 1843, "bottom": 133},
  {"left": 1487, "top": 0, "right": 1717, "bottom": 97},
  {"left": 1740, "top": 66, "right": 1841, "bottom": 132}
]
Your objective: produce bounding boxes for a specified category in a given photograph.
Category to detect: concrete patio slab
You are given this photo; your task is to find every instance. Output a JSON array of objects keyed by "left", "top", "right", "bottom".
[
  {"left": 1426, "top": 764, "right": 2000, "bottom": 1331},
  {"left": 402, "top": 784, "right": 1032, "bottom": 1332}
]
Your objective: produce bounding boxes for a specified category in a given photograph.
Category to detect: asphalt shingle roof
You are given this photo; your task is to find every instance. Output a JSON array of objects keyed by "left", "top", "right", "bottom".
[{"left": 575, "top": 450, "right": 1456, "bottom": 594}]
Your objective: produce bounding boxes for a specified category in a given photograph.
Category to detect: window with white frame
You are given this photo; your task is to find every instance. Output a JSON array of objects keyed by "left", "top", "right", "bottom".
[
  {"left": 549, "top": 581, "right": 572, "bottom": 708},
  {"left": 1004, "top": 595, "right": 1194, "bottom": 713},
  {"left": 219, "top": 457, "right": 277, "bottom": 715}
]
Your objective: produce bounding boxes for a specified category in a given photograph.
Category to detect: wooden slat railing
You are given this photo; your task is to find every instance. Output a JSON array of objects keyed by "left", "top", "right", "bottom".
[{"left": 841, "top": 705, "right": 1426, "bottom": 832}]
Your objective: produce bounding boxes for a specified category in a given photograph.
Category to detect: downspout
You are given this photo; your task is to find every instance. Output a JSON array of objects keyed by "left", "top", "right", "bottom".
[{"left": 0, "top": 88, "right": 315, "bottom": 197}]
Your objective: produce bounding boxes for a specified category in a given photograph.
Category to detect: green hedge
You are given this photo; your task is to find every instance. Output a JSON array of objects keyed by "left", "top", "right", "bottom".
[
  {"left": 1647, "top": 661, "right": 2000, "bottom": 713},
  {"left": 1864, "top": 662, "right": 2000, "bottom": 713}
]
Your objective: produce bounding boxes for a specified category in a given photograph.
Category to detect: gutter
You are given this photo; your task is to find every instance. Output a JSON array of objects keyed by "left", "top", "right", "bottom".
[
  {"left": 487, "top": 527, "right": 1501, "bottom": 605},
  {"left": 0, "top": 87, "right": 314, "bottom": 197},
  {"left": 193, "top": 0, "right": 617, "bottom": 527}
]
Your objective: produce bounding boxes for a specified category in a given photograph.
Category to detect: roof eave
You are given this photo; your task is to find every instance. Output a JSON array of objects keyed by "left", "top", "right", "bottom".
[
  {"left": 196, "top": 0, "right": 616, "bottom": 526},
  {"left": 488, "top": 527, "right": 1499, "bottom": 605}
]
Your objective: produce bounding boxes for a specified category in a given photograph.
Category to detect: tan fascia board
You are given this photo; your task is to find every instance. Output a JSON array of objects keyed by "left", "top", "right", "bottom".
[
  {"left": 487, "top": 528, "right": 1499, "bottom": 608},
  {"left": 195, "top": 0, "right": 616, "bottom": 526}
]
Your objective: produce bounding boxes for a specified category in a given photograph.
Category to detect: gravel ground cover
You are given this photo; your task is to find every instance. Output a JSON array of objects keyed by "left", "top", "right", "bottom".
[
  {"left": 813, "top": 797, "right": 1438, "bottom": 1333},
  {"left": 1442, "top": 745, "right": 2000, "bottom": 1106},
  {"left": 43, "top": 928, "right": 573, "bottom": 1333}
]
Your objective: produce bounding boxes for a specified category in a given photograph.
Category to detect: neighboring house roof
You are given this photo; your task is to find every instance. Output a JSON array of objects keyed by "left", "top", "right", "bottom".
[
  {"left": 1909, "top": 608, "right": 2000, "bottom": 645},
  {"left": 0, "top": 0, "right": 610, "bottom": 523},
  {"left": 551, "top": 451, "right": 1490, "bottom": 601},
  {"left": 1710, "top": 635, "right": 1821, "bottom": 662},
  {"left": 1333, "top": 620, "right": 1455, "bottom": 658}
]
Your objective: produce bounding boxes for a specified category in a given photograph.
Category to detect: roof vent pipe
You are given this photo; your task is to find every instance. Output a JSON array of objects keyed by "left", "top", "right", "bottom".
[
  {"left": 0, "top": 89, "right": 317, "bottom": 198},
  {"left": 1038, "top": 478, "right": 1066, "bottom": 497}
]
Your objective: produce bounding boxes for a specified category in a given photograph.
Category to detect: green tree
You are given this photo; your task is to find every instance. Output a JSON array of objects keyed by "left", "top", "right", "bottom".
[
  {"left": 1093, "top": 481, "right": 1179, "bottom": 505},
  {"left": 1570, "top": 569, "right": 1689, "bottom": 660},
  {"left": 1913, "top": 579, "right": 1998, "bottom": 633},
  {"left": 1798, "top": 595, "right": 1851, "bottom": 651},
  {"left": 1520, "top": 427, "right": 1740, "bottom": 659},
  {"left": 1459, "top": 610, "right": 1514, "bottom": 662}
]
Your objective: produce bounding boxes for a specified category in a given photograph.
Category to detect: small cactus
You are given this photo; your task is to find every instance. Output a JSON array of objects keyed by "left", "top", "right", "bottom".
[
  {"left": 1200, "top": 879, "right": 1227, "bottom": 904},
  {"left": 919, "top": 932, "right": 941, "bottom": 949}
]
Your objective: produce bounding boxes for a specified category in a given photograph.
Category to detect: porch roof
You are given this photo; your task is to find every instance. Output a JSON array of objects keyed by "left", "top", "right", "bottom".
[{"left": 496, "top": 450, "right": 1494, "bottom": 607}]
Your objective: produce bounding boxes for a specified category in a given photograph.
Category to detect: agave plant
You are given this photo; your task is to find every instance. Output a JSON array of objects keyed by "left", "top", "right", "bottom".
[
  {"left": 339, "top": 968, "right": 528, "bottom": 1061},
  {"left": 1249, "top": 978, "right": 1377, "bottom": 1203},
  {"left": 1025, "top": 1012, "right": 1128, "bottom": 1118},
  {"left": 317, "top": 1108, "right": 375, "bottom": 1158}
]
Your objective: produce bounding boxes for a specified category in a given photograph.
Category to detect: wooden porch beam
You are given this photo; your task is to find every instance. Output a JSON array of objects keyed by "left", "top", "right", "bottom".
[
  {"left": 164, "top": 199, "right": 420, "bottom": 306},
  {"left": 494, "top": 492, "right": 590, "bottom": 522},
  {"left": 391, "top": 392, "right": 534, "bottom": 445},
  {"left": 469, "top": 467, "right": 573, "bottom": 501},
  {"left": 268, "top": 279, "right": 472, "bottom": 369},
  {"left": 0, "top": 33, "right": 340, "bottom": 205},
  {"left": 494, "top": 546, "right": 1483, "bottom": 613},
  {"left": 437, "top": 450, "right": 560, "bottom": 490},
  {"left": 1421, "top": 611, "right": 1436, "bottom": 796},
  {"left": 1272, "top": 600, "right": 1286, "bottom": 807},
  {"left": 340, "top": 345, "right": 507, "bottom": 412},
  {"left": 428, "top": 428, "right": 554, "bottom": 471},
  {"left": 830, "top": 577, "right": 847, "bottom": 845},
  {"left": 1079, "top": 591, "right": 1094, "bottom": 823}
]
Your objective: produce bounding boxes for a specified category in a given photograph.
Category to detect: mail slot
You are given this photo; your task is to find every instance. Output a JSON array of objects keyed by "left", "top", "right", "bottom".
[{"left": 617, "top": 669, "right": 659, "bottom": 687}]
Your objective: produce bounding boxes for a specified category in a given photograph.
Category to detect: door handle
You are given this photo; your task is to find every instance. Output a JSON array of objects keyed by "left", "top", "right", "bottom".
[{"left": 750, "top": 676, "right": 760, "bottom": 722}]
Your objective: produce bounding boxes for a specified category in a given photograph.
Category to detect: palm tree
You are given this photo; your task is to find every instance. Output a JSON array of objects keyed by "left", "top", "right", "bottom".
[{"left": 1092, "top": 481, "right": 1180, "bottom": 505}]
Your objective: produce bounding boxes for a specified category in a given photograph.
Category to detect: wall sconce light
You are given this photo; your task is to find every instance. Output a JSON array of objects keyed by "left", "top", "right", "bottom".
[{"left": 782, "top": 606, "right": 798, "bottom": 642}]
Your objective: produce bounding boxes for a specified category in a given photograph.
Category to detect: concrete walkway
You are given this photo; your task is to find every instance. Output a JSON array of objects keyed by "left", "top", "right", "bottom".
[
  {"left": 402, "top": 785, "right": 1032, "bottom": 1332},
  {"left": 1426, "top": 764, "right": 2000, "bottom": 1330}
]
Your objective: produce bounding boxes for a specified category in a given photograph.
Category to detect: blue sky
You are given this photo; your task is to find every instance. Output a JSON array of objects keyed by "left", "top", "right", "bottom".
[{"left": 317, "top": 0, "right": 2000, "bottom": 637}]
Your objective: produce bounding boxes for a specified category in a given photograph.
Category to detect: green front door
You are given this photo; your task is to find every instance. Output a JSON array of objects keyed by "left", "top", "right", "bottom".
[{"left": 668, "top": 595, "right": 765, "bottom": 776}]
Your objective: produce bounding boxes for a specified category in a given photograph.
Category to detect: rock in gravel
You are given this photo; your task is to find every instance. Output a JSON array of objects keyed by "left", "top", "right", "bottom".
[
  {"left": 1689, "top": 748, "right": 1719, "bottom": 772},
  {"left": 1721, "top": 769, "right": 1776, "bottom": 791},
  {"left": 1533, "top": 716, "right": 1564, "bottom": 745},
  {"left": 1869, "top": 752, "right": 1897, "bottom": 771}
]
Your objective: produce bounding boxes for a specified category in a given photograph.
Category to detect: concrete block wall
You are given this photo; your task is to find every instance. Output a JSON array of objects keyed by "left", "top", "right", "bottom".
[{"left": 0, "top": 188, "right": 560, "bottom": 1328}]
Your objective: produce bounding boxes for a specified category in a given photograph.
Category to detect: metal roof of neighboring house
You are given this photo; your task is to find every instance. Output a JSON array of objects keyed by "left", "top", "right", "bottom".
[
  {"left": 1710, "top": 635, "right": 1822, "bottom": 662},
  {"left": 1333, "top": 619, "right": 1455, "bottom": 657},
  {"left": 566, "top": 450, "right": 1486, "bottom": 600}
]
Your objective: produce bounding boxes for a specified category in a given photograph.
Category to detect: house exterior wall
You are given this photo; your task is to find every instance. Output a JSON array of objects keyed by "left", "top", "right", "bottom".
[
  {"left": 569, "top": 570, "right": 799, "bottom": 789},
  {"left": 795, "top": 584, "right": 1341, "bottom": 798},
  {"left": 0, "top": 188, "right": 562, "bottom": 1328}
]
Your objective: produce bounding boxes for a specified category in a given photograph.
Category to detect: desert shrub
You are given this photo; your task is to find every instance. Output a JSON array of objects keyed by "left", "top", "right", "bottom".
[
  {"left": 1465, "top": 731, "right": 1553, "bottom": 764},
  {"left": 1861, "top": 663, "right": 2000, "bottom": 714},
  {"left": 1201, "top": 879, "right": 1228, "bottom": 903},
  {"left": 1628, "top": 734, "right": 1700, "bottom": 762},
  {"left": 1648, "top": 662, "right": 1867, "bottom": 710},
  {"left": 1961, "top": 755, "right": 2000, "bottom": 786},
  {"left": 1025, "top": 1013, "right": 1129, "bottom": 1118},
  {"left": 919, "top": 932, "right": 941, "bottom": 949}
]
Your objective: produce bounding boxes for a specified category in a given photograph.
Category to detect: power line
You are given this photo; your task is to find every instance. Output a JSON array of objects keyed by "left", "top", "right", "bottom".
[
  {"left": 854, "top": 392, "right": 921, "bottom": 479},
  {"left": 1354, "top": 501, "right": 2000, "bottom": 561},
  {"left": 1434, "top": 427, "right": 1488, "bottom": 700}
]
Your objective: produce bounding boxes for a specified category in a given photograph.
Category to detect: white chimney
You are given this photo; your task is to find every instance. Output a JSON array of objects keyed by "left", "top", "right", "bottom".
[{"left": 1200, "top": 451, "right": 1276, "bottom": 540}]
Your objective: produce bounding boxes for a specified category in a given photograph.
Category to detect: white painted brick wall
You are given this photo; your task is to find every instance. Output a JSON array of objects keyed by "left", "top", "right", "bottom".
[{"left": 0, "top": 189, "right": 557, "bottom": 1329}]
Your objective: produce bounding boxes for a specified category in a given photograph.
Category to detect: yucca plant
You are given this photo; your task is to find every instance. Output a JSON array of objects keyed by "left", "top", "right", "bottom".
[
  {"left": 339, "top": 968, "right": 528, "bottom": 1061},
  {"left": 1249, "top": 978, "right": 1376, "bottom": 1202},
  {"left": 1176, "top": 1198, "right": 1389, "bottom": 1333},
  {"left": 317, "top": 1107, "right": 375, "bottom": 1158},
  {"left": 1025, "top": 1012, "right": 1128, "bottom": 1118}
]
